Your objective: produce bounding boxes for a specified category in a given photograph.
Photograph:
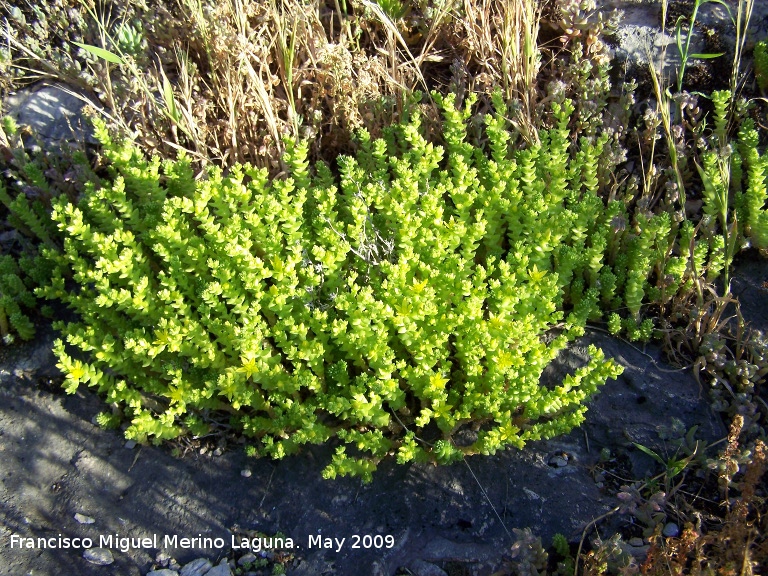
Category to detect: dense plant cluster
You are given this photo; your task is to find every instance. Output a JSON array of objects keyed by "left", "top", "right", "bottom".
[
  {"left": 0, "top": 116, "right": 84, "bottom": 342},
  {"left": 42, "top": 94, "right": 632, "bottom": 481},
  {"left": 40, "top": 75, "right": 768, "bottom": 481}
]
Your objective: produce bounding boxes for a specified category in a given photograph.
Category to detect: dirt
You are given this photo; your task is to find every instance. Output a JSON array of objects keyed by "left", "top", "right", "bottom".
[{"left": 3, "top": 256, "right": 765, "bottom": 575}]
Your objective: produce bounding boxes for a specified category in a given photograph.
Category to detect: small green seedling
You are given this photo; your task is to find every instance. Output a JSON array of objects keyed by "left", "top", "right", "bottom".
[
  {"left": 674, "top": 0, "right": 732, "bottom": 93},
  {"left": 633, "top": 441, "right": 698, "bottom": 488}
]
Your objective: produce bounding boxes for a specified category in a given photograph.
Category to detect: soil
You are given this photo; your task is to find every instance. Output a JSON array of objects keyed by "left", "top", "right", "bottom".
[{"left": 1, "top": 252, "right": 764, "bottom": 576}]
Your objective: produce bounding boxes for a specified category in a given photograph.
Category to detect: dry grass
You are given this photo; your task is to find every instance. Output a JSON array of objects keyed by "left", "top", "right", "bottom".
[{"left": 1, "top": 0, "right": 550, "bottom": 172}]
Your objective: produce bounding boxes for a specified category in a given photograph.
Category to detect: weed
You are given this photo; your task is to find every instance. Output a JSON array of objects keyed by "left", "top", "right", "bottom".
[{"left": 672, "top": 0, "right": 732, "bottom": 94}]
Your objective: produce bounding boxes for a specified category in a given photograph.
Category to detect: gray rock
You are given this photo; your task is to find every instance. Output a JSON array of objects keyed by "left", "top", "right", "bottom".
[
  {"left": 179, "top": 558, "right": 213, "bottom": 576},
  {"left": 420, "top": 536, "right": 496, "bottom": 564},
  {"left": 663, "top": 522, "right": 680, "bottom": 538},
  {"left": 83, "top": 547, "right": 114, "bottom": 565},
  {"left": 620, "top": 541, "right": 651, "bottom": 559},
  {"left": 237, "top": 553, "right": 258, "bottom": 566},
  {"left": 4, "top": 84, "right": 95, "bottom": 148},
  {"left": 205, "top": 563, "right": 232, "bottom": 576},
  {"left": 548, "top": 455, "right": 569, "bottom": 467},
  {"left": 147, "top": 570, "right": 179, "bottom": 576},
  {"left": 74, "top": 512, "right": 95, "bottom": 524}
]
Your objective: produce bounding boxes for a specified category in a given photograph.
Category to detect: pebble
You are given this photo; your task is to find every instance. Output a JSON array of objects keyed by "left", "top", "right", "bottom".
[
  {"left": 205, "top": 563, "right": 232, "bottom": 576},
  {"left": 155, "top": 552, "right": 172, "bottom": 567},
  {"left": 83, "top": 547, "right": 114, "bottom": 565},
  {"left": 241, "top": 468, "right": 252, "bottom": 478},
  {"left": 628, "top": 537, "right": 644, "bottom": 547},
  {"left": 146, "top": 570, "right": 179, "bottom": 576},
  {"left": 179, "top": 558, "right": 213, "bottom": 576},
  {"left": 238, "top": 553, "right": 258, "bottom": 566},
  {"left": 124, "top": 440, "right": 137, "bottom": 449},
  {"left": 663, "top": 522, "right": 680, "bottom": 538},
  {"left": 549, "top": 455, "right": 568, "bottom": 467},
  {"left": 624, "top": 543, "right": 650, "bottom": 559},
  {"left": 74, "top": 513, "right": 95, "bottom": 524}
]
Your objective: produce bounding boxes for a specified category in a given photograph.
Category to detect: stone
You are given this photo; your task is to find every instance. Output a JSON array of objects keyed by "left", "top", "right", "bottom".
[
  {"left": 74, "top": 512, "right": 95, "bottom": 524},
  {"left": 240, "top": 468, "right": 252, "bottom": 478},
  {"left": 4, "top": 84, "right": 95, "bottom": 148},
  {"left": 147, "top": 570, "right": 179, "bottom": 576},
  {"left": 420, "top": 536, "right": 496, "bottom": 564},
  {"left": 237, "top": 553, "right": 258, "bottom": 566},
  {"left": 83, "top": 547, "right": 114, "bottom": 565},
  {"left": 663, "top": 522, "right": 680, "bottom": 538},
  {"left": 205, "top": 563, "right": 232, "bottom": 576},
  {"left": 179, "top": 558, "right": 213, "bottom": 576},
  {"left": 125, "top": 440, "right": 137, "bottom": 450},
  {"left": 621, "top": 542, "right": 651, "bottom": 559},
  {"left": 548, "top": 455, "right": 568, "bottom": 467}
]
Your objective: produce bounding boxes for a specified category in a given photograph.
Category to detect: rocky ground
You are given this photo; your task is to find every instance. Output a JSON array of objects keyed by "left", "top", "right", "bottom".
[
  {"left": 1, "top": 251, "right": 764, "bottom": 576},
  {"left": 1, "top": 1, "right": 768, "bottom": 575}
]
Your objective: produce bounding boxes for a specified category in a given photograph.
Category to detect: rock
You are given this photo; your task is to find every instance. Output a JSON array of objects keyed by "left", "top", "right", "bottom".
[
  {"left": 663, "top": 522, "right": 680, "bottom": 538},
  {"left": 420, "top": 536, "right": 496, "bottom": 564},
  {"left": 240, "top": 468, "right": 252, "bottom": 478},
  {"left": 155, "top": 551, "right": 172, "bottom": 566},
  {"left": 83, "top": 547, "right": 114, "bottom": 565},
  {"left": 74, "top": 512, "right": 95, "bottom": 524},
  {"left": 628, "top": 537, "right": 644, "bottom": 547},
  {"left": 408, "top": 559, "right": 449, "bottom": 576},
  {"left": 125, "top": 440, "right": 137, "bottom": 450},
  {"left": 603, "top": 0, "right": 768, "bottom": 65},
  {"left": 620, "top": 541, "right": 650, "bottom": 559},
  {"left": 147, "top": 570, "right": 179, "bottom": 576},
  {"left": 205, "top": 563, "right": 232, "bottom": 576},
  {"left": 4, "top": 84, "right": 95, "bottom": 149},
  {"left": 548, "top": 454, "right": 569, "bottom": 467},
  {"left": 179, "top": 558, "right": 213, "bottom": 576},
  {"left": 237, "top": 553, "right": 258, "bottom": 566}
]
